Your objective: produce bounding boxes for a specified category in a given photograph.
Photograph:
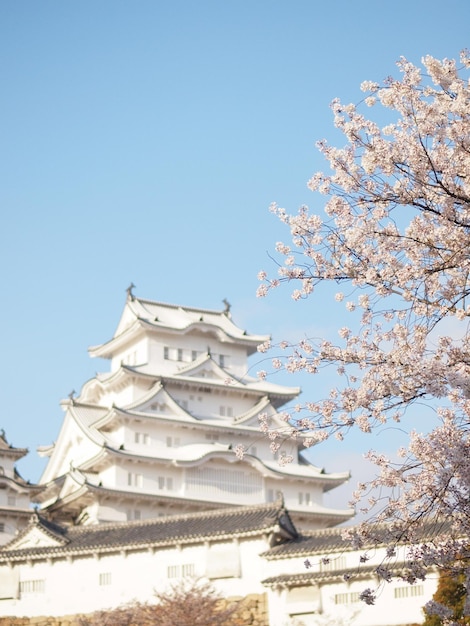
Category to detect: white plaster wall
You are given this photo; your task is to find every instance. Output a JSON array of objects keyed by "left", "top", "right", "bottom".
[
  {"left": 110, "top": 336, "right": 149, "bottom": 373},
  {"left": 146, "top": 331, "right": 250, "bottom": 379},
  {"left": 0, "top": 536, "right": 270, "bottom": 618}
]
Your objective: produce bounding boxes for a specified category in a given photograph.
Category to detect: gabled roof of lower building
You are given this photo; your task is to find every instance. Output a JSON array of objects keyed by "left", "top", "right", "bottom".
[{"left": 0, "top": 500, "right": 297, "bottom": 562}]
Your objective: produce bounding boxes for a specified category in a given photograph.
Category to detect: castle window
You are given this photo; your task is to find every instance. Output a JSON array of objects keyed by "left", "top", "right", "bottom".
[
  {"left": 167, "top": 563, "right": 195, "bottom": 578},
  {"left": 135, "top": 432, "right": 149, "bottom": 445},
  {"left": 177, "top": 348, "right": 183, "bottom": 361},
  {"left": 0, "top": 523, "right": 4, "bottom": 532},
  {"left": 158, "top": 476, "right": 173, "bottom": 490},
  {"left": 166, "top": 437, "right": 180, "bottom": 447},
  {"left": 321, "top": 556, "right": 346, "bottom": 572},
  {"left": 128, "top": 473, "right": 143, "bottom": 488},
  {"left": 394, "top": 585, "right": 424, "bottom": 599},
  {"left": 126, "top": 509, "right": 141, "bottom": 521},
  {"left": 99, "top": 573, "right": 112, "bottom": 586},
  {"left": 20, "top": 579, "right": 45, "bottom": 595},
  {"left": 334, "top": 592, "right": 360, "bottom": 605},
  {"left": 164, "top": 346, "right": 169, "bottom": 360},
  {"left": 182, "top": 563, "right": 195, "bottom": 576},
  {"left": 192, "top": 350, "right": 198, "bottom": 360}
]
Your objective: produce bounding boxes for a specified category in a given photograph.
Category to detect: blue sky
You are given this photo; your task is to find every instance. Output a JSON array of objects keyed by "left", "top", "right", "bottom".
[{"left": 1, "top": 1, "right": 469, "bottom": 509}]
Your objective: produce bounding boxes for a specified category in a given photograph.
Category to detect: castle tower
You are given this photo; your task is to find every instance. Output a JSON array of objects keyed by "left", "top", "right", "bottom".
[
  {"left": 0, "top": 432, "right": 41, "bottom": 544},
  {"left": 35, "top": 290, "right": 352, "bottom": 529}
]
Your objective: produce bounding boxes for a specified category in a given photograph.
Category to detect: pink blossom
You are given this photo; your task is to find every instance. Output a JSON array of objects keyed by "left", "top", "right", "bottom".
[{"left": 258, "top": 51, "right": 470, "bottom": 595}]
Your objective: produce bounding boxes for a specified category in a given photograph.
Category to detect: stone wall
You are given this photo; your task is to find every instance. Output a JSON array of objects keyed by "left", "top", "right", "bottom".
[{"left": 0, "top": 592, "right": 269, "bottom": 626}]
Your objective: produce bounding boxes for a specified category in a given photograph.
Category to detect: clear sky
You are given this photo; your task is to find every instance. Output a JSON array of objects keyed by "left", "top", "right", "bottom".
[{"left": 1, "top": 1, "right": 469, "bottom": 511}]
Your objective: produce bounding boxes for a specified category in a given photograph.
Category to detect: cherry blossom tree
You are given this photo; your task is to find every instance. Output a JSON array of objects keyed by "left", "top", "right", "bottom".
[
  {"left": 77, "top": 578, "right": 239, "bottom": 625},
  {"left": 257, "top": 52, "right": 470, "bottom": 609}
]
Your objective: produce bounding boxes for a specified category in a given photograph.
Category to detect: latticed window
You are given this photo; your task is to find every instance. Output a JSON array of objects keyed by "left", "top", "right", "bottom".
[
  {"left": 321, "top": 556, "right": 346, "bottom": 572},
  {"left": 394, "top": 585, "right": 424, "bottom": 599},
  {"left": 99, "top": 573, "right": 112, "bottom": 586},
  {"left": 167, "top": 563, "right": 195, "bottom": 578},
  {"left": 20, "top": 579, "right": 45, "bottom": 594},
  {"left": 334, "top": 592, "right": 360, "bottom": 604},
  {"left": 186, "top": 467, "right": 262, "bottom": 497},
  {"left": 128, "top": 472, "right": 143, "bottom": 488}
]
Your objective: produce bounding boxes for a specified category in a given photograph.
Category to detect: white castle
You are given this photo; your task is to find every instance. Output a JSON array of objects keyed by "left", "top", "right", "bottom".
[
  {"left": 35, "top": 288, "right": 352, "bottom": 530},
  {"left": 0, "top": 291, "right": 438, "bottom": 625}
]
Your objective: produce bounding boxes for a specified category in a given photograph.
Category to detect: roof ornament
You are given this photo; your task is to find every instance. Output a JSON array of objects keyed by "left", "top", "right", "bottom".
[
  {"left": 68, "top": 390, "right": 75, "bottom": 404},
  {"left": 222, "top": 298, "right": 231, "bottom": 315},
  {"left": 126, "top": 283, "right": 136, "bottom": 301}
]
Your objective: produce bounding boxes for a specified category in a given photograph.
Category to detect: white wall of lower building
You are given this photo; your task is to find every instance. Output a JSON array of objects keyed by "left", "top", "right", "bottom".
[
  {"left": 0, "top": 534, "right": 439, "bottom": 625},
  {"left": 0, "top": 536, "right": 270, "bottom": 618}
]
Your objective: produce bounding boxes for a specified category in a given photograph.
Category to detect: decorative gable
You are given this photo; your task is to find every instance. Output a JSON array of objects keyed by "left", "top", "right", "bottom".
[{"left": 5, "top": 514, "right": 68, "bottom": 551}]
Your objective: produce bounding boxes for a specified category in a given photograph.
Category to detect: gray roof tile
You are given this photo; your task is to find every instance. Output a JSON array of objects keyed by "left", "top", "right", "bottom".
[{"left": 0, "top": 500, "right": 297, "bottom": 561}]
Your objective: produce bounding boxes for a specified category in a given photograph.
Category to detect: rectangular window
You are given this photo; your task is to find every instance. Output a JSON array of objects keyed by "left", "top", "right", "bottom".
[
  {"left": 321, "top": 556, "right": 346, "bottom": 572},
  {"left": 20, "top": 579, "right": 45, "bottom": 594},
  {"left": 127, "top": 509, "right": 141, "bottom": 521},
  {"left": 182, "top": 563, "right": 195, "bottom": 576},
  {"left": 167, "top": 564, "right": 195, "bottom": 578},
  {"left": 0, "top": 523, "right": 4, "bottom": 532},
  {"left": 219, "top": 355, "right": 225, "bottom": 367},
  {"left": 134, "top": 432, "right": 149, "bottom": 444},
  {"left": 192, "top": 350, "right": 198, "bottom": 360},
  {"left": 177, "top": 348, "right": 183, "bottom": 361},
  {"left": 164, "top": 346, "right": 169, "bottom": 360},
  {"left": 157, "top": 476, "right": 173, "bottom": 490},
  {"left": 128, "top": 473, "right": 143, "bottom": 488},
  {"left": 394, "top": 585, "right": 424, "bottom": 599},
  {"left": 99, "top": 573, "right": 112, "bottom": 586},
  {"left": 334, "top": 592, "right": 360, "bottom": 605}
]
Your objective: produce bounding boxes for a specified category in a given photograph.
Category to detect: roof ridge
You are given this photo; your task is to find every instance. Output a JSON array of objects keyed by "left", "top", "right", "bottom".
[
  {"left": 68, "top": 501, "right": 283, "bottom": 535},
  {"left": 136, "top": 297, "right": 226, "bottom": 316}
]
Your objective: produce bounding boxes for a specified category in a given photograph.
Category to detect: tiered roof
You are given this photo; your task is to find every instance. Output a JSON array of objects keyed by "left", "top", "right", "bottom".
[{"left": 36, "top": 291, "right": 353, "bottom": 528}]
